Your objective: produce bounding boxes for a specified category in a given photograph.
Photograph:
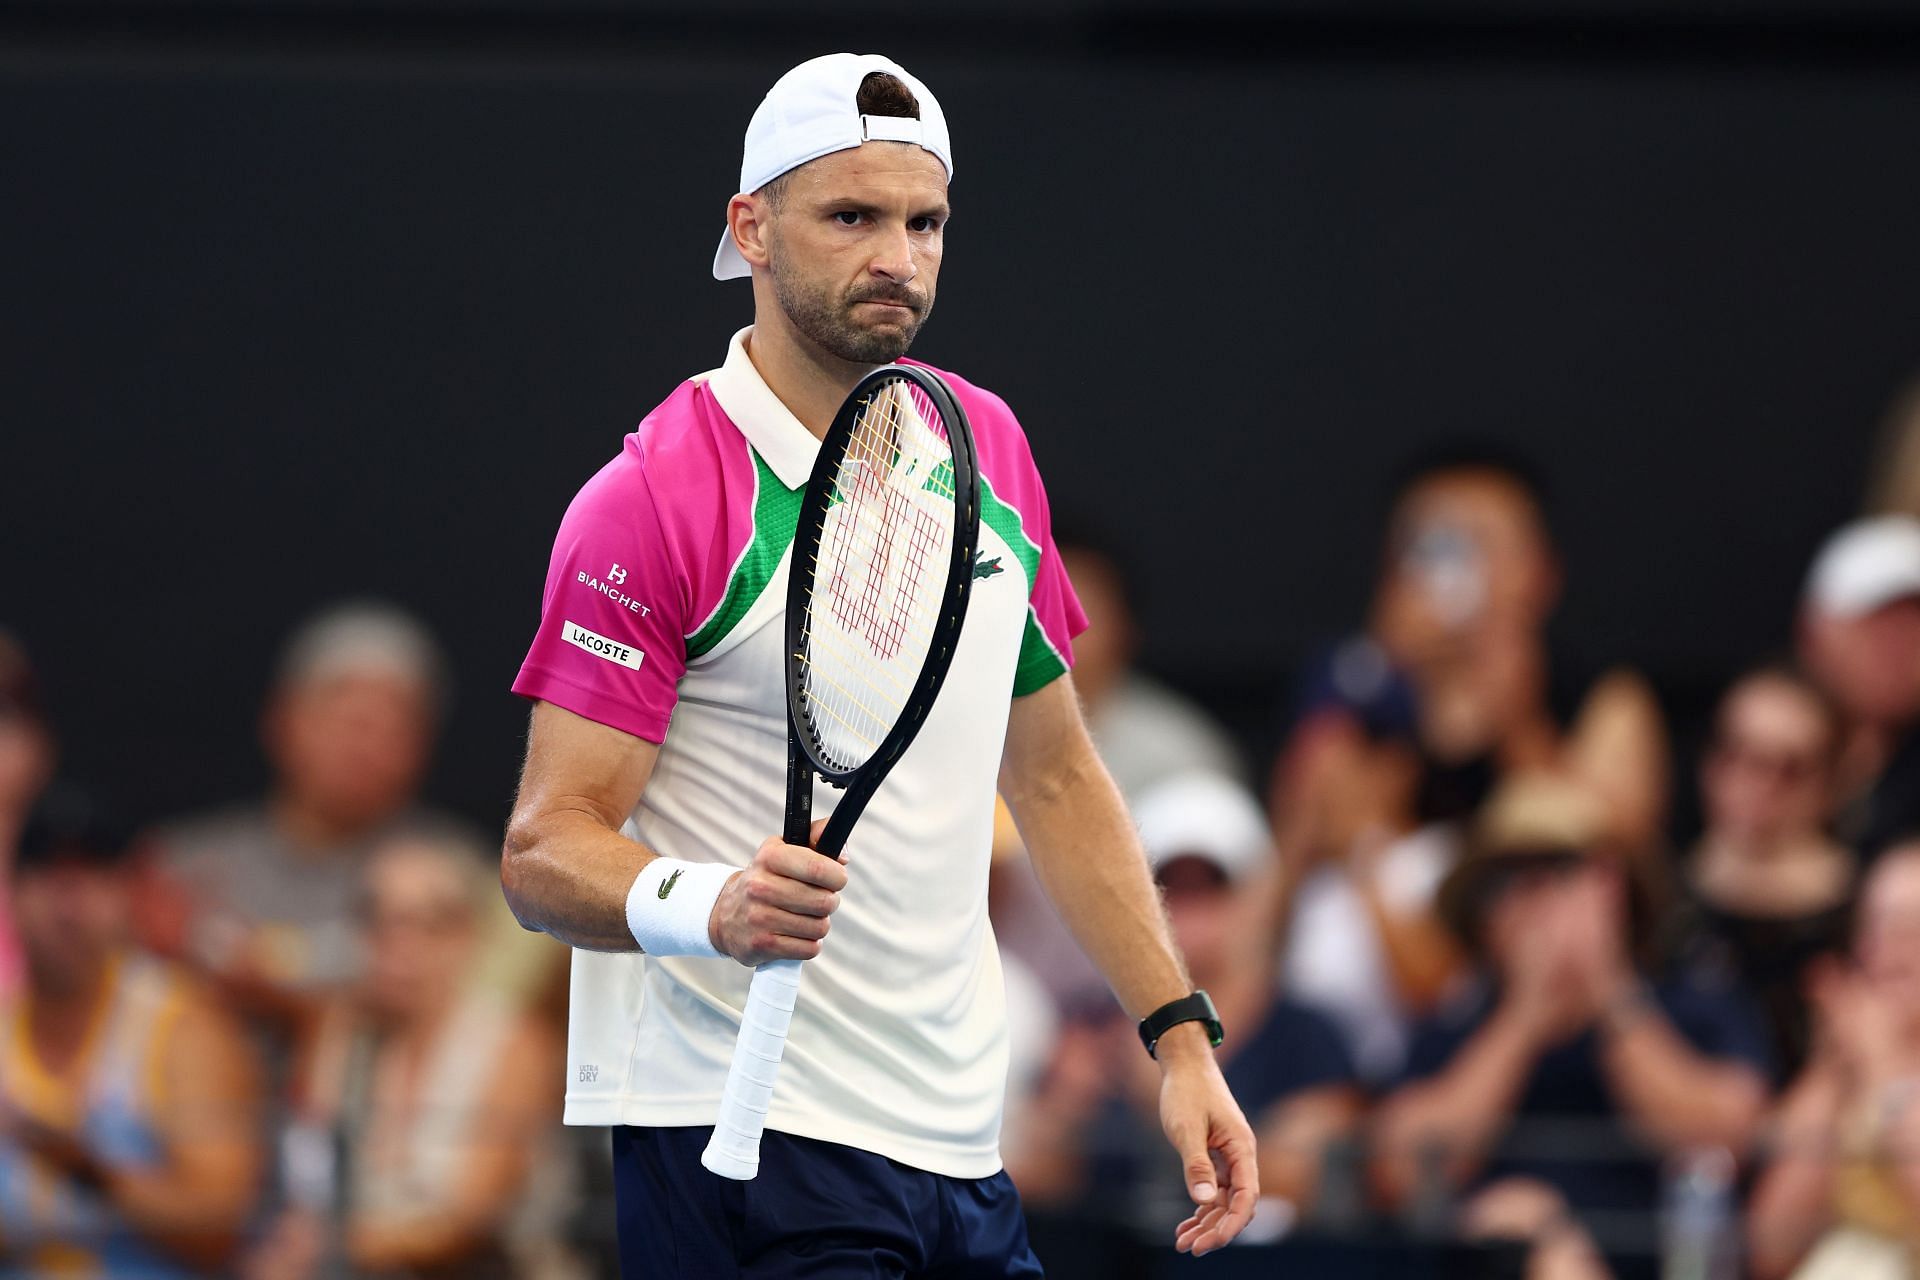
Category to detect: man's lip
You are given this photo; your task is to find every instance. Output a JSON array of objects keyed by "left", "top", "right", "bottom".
[{"left": 856, "top": 299, "right": 916, "bottom": 312}]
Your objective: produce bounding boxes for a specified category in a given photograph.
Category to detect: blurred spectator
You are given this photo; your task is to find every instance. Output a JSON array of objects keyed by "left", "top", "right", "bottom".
[
  {"left": 994, "top": 535, "right": 1247, "bottom": 1011},
  {"left": 0, "top": 790, "right": 263, "bottom": 1275},
  {"left": 1328, "top": 450, "right": 1667, "bottom": 847},
  {"left": 1372, "top": 774, "right": 1769, "bottom": 1280},
  {"left": 1800, "top": 516, "right": 1920, "bottom": 861},
  {"left": 1056, "top": 535, "right": 1247, "bottom": 799},
  {"left": 1007, "top": 774, "right": 1359, "bottom": 1243},
  {"left": 246, "top": 835, "right": 568, "bottom": 1280},
  {"left": 1748, "top": 840, "right": 1920, "bottom": 1280},
  {"left": 134, "top": 602, "right": 485, "bottom": 1054},
  {"left": 0, "top": 632, "right": 57, "bottom": 1001},
  {"left": 1667, "top": 663, "right": 1855, "bottom": 1084},
  {"left": 1275, "top": 646, "right": 1463, "bottom": 1083}
]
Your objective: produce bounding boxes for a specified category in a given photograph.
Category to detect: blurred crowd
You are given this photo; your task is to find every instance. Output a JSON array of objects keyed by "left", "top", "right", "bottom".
[{"left": 9, "top": 399, "right": 1920, "bottom": 1279}]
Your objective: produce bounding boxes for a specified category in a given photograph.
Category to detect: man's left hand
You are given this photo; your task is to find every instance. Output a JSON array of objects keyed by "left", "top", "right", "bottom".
[{"left": 1156, "top": 1024, "right": 1259, "bottom": 1256}]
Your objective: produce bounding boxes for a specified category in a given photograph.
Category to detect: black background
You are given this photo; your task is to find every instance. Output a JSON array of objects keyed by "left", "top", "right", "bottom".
[{"left": 5, "top": 1, "right": 1919, "bottom": 834}]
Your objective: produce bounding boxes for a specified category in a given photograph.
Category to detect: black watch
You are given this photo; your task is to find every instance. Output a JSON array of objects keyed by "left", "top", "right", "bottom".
[{"left": 1138, "top": 990, "right": 1225, "bottom": 1059}]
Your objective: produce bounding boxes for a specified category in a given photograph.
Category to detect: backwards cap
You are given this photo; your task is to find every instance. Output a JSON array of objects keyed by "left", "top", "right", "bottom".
[
  {"left": 1804, "top": 514, "right": 1920, "bottom": 619},
  {"left": 713, "top": 53, "right": 953, "bottom": 281}
]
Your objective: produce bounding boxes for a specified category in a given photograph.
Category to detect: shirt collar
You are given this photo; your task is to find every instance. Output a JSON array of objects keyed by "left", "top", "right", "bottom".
[{"left": 703, "top": 326, "right": 819, "bottom": 490}]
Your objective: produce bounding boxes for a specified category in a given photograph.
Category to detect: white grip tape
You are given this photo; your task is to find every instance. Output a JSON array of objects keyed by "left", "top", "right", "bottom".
[{"left": 700, "top": 958, "right": 804, "bottom": 1180}]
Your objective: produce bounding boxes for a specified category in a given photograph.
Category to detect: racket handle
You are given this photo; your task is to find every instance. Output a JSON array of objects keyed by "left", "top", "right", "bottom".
[{"left": 700, "top": 957, "right": 804, "bottom": 1181}]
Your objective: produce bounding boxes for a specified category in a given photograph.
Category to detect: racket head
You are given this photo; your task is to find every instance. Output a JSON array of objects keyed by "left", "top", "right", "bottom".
[{"left": 784, "top": 364, "right": 980, "bottom": 789}]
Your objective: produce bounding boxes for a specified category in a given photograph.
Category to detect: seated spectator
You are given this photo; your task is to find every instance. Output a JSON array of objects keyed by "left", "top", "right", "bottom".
[
  {"left": 1748, "top": 840, "right": 1920, "bottom": 1280},
  {"left": 1275, "top": 648, "right": 1463, "bottom": 1083},
  {"left": 1372, "top": 774, "right": 1770, "bottom": 1280},
  {"left": 0, "top": 791, "right": 264, "bottom": 1275},
  {"left": 246, "top": 835, "right": 565, "bottom": 1280},
  {"left": 0, "top": 632, "right": 56, "bottom": 1001},
  {"left": 134, "top": 602, "right": 490, "bottom": 1056},
  {"left": 1335, "top": 448, "right": 1667, "bottom": 847},
  {"left": 1800, "top": 516, "right": 1920, "bottom": 861},
  {"left": 1668, "top": 663, "right": 1855, "bottom": 1084},
  {"left": 1007, "top": 773, "right": 1359, "bottom": 1243}
]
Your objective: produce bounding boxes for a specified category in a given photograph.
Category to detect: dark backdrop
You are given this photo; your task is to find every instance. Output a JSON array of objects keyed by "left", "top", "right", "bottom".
[{"left": 4, "top": 3, "right": 1919, "bottom": 834}]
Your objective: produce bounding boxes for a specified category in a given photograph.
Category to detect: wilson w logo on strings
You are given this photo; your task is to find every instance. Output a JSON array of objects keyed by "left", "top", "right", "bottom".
[{"left": 824, "top": 461, "right": 947, "bottom": 660}]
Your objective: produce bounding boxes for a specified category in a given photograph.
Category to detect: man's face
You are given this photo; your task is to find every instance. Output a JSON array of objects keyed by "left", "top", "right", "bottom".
[
  {"left": 267, "top": 671, "right": 434, "bottom": 832},
  {"left": 762, "top": 143, "right": 948, "bottom": 364},
  {"left": 1480, "top": 863, "right": 1578, "bottom": 974},
  {"left": 1382, "top": 471, "right": 1557, "bottom": 644},
  {"left": 13, "top": 861, "right": 125, "bottom": 993},
  {"left": 0, "top": 711, "right": 53, "bottom": 832},
  {"left": 1801, "top": 599, "right": 1920, "bottom": 728},
  {"left": 1158, "top": 856, "right": 1239, "bottom": 977}
]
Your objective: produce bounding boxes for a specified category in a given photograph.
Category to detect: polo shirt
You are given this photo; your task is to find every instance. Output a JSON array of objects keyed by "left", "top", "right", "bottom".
[{"left": 514, "top": 328, "right": 1085, "bottom": 1176}]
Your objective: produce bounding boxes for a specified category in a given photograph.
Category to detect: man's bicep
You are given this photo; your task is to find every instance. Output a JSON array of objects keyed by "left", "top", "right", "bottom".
[
  {"left": 999, "top": 674, "right": 1094, "bottom": 808},
  {"left": 515, "top": 700, "right": 662, "bottom": 833}
]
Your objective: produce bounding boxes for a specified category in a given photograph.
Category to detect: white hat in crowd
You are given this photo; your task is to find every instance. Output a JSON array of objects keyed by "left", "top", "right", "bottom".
[
  {"left": 276, "top": 601, "right": 446, "bottom": 704},
  {"left": 1804, "top": 515, "right": 1920, "bottom": 619},
  {"left": 1134, "top": 772, "right": 1271, "bottom": 885},
  {"left": 713, "top": 52, "right": 953, "bottom": 281}
]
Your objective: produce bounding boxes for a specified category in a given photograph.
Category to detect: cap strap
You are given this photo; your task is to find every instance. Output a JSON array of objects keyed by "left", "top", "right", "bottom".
[{"left": 861, "top": 114, "right": 925, "bottom": 145}]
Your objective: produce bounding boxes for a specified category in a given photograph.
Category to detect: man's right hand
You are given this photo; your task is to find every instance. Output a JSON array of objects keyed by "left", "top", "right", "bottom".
[{"left": 707, "top": 829, "right": 847, "bottom": 966}]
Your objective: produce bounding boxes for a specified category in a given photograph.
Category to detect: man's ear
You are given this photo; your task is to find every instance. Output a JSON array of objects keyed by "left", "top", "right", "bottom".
[{"left": 727, "top": 193, "right": 774, "bottom": 272}]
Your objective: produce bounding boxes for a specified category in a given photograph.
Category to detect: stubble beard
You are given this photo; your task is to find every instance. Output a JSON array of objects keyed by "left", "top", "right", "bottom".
[{"left": 770, "top": 251, "right": 932, "bottom": 366}]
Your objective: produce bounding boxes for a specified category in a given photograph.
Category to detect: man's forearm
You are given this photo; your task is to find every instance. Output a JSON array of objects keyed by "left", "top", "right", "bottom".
[
  {"left": 104, "top": 1166, "right": 252, "bottom": 1269},
  {"left": 1374, "top": 1006, "right": 1540, "bottom": 1202},
  {"left": 1598, "top": 999, "right": 1765, "bottom": 1153},
  {"left": 502, "top": 808, "right": 658, "bottom": 951},
  {"left": 1003, "top": 740, "right": 1189, "bottom": 1020}
]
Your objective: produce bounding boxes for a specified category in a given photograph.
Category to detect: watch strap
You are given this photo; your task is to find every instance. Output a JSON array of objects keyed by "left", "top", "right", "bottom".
[{"left": 1138, "top": 990, "right": 1225, "bottom": 1059}]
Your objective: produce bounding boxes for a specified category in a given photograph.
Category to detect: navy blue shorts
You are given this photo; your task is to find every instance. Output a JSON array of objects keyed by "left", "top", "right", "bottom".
[{"left": 611, "top": 1125, "right": 1045, "bottom": 1279}]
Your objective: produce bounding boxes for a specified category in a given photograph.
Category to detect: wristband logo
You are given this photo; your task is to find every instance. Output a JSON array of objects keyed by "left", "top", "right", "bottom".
[
  {"left": 657, "top": 868, "right": 684, "bottom": 899},
  {"left": 972, "top": 553, "right": 1004, "bottom": 580}
]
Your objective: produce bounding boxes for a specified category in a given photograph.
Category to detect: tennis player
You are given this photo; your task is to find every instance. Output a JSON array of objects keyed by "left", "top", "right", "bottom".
[{"left": 502, "top": 52, "right": 1257, "bottom": 1276}]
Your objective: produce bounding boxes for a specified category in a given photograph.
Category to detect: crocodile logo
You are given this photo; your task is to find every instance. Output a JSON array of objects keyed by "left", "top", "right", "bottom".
[
  {"left": 656, "top": 869, "right": 684, "bottom": 899},
  {"left": 972, "top": 554, "right": 1005, "bottom": 580}
]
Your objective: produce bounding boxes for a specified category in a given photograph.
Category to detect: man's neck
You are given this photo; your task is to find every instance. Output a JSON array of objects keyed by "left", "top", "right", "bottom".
[
  {"left": 744, "top": 301, "right": 877, "bottom": 440},
  {"left": 28, "top": 954, "right": 114, "bottom": 1069}
]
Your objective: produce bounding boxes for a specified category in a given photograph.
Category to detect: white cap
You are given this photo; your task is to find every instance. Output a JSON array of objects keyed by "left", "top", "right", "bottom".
[
  {"left": 276, "top": 600, "right": 447, "bottom": 706},
  {"left": 1134, "top": 773, "right": 1271, "bottom": 885},
  {"left": 712, "top": 53, "right": 953, "bottom": 281},
  {"left": 1805, "top": 515, "right": 1920, "bottom": 619}
]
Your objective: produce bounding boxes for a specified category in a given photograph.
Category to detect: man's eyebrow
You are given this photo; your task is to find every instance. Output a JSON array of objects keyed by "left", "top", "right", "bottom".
[
  {"left": 819, "top": 197, "right": 885, "bottom": 217},
  {"left": 815, "top": 196, "right": 951, "bottom": 220}
]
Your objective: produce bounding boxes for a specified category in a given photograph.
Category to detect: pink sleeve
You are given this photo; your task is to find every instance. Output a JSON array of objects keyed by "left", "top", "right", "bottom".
[
  {"left": 1030, "top": 518, "right": 1088, "bottom": 663},
  {"left": 924, "top": 365, "right": 1089, "bottom": 697},
  {"left": 512, "top": 452, "right": 688, "bottom": 744},
  {"left": 1011, "top": 470, "right": 1089, "bottom": 697}
]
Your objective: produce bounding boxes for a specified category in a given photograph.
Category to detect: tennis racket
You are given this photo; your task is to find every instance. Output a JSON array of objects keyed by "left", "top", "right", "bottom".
[{"left": 700, "top": 363, "right": 981, "bottom": 1181}]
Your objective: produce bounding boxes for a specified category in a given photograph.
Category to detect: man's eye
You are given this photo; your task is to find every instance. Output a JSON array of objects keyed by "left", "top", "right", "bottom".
[
  {"left": 909, "top": 217, "right": 940, "bottom": 233},
  {"left": 833, "top": 211, "right": 862, "bottom": 226}
]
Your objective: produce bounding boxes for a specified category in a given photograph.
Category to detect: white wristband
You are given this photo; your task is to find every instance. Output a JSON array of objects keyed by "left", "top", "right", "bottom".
[{"left": 626, "top": 859, "right": 735, "bottom": 959}]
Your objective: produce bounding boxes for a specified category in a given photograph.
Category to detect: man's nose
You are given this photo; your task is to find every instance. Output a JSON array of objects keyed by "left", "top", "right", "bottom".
[{"left": 870, "top": 224, "right": 916, "bottom": 283}]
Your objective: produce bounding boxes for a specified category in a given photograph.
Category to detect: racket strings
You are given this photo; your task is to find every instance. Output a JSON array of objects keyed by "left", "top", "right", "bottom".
[{"left": 797, "top": 378, "right": 957, "bottom": 772}]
